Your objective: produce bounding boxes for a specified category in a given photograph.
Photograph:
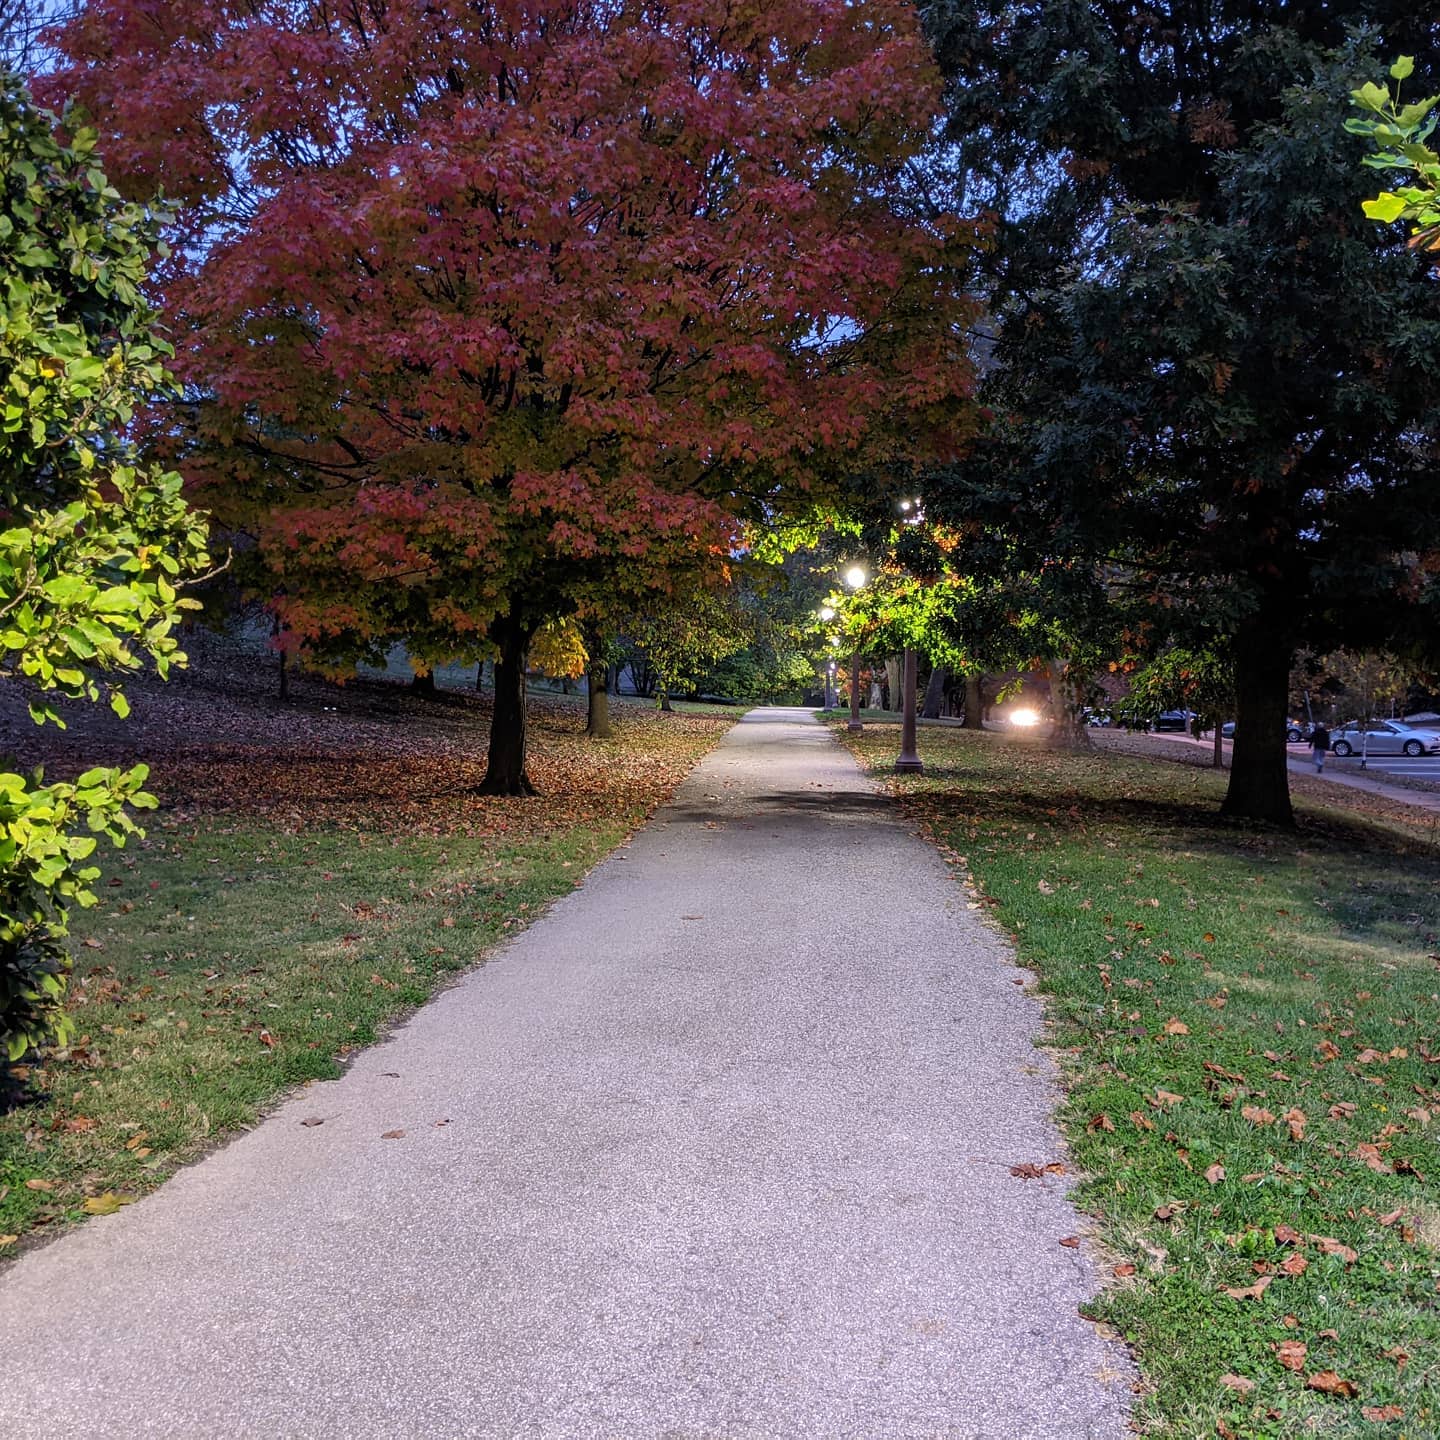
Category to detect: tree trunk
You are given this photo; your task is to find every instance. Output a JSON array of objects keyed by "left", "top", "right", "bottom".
[
  {"left": 1212, "top": 719, "right": 1224, "bottom": 770},
  {"left": 475, "top": 660, "right": 486, "bottom": 692},
  {"left": 1045, "top": 659, "right": 1091, "bottom": 750},
  {"left": 585, "top": 634, "right": 613, "bottom": 739},
  {"left": 921, "top": 665, "right": 947, "bottom": 720},
  {"left": 479, "top": 617, "right": 537, "bottom": 795},
  {"left": 1222, "top": 627, "right": 1294, "bottom": 826},
  {"left": 411, "top": 668, "right": 438, "bottom": 698},
  {"left": 271, "top": 613, "right": 290, "bottom": 702},
  {"left": 962, "top": 673, "right": 984, "bottom": 730},
  {"left": 884, "top": 655, "right": 903, "bottom": 711},
  {"left": 658, "top": 689, "right": 673, "bottom": 713}
]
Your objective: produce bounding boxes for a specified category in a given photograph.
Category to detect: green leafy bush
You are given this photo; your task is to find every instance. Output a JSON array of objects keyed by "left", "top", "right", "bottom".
[{"left": 1, "top": 71, "right": 209, "bottom": 1096}]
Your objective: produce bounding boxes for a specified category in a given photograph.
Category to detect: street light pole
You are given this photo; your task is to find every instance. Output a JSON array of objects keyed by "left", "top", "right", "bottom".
[
  {"left": 895, "top": 646, "right": 923, "bottom": 773},
  {"left": 842, "top": 565, "right": 867, "bottom": 733}
]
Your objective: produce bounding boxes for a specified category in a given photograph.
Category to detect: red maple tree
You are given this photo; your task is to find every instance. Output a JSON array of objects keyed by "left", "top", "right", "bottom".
[{"left": 46, "top": 0, "right": 978, "bottom": 791}]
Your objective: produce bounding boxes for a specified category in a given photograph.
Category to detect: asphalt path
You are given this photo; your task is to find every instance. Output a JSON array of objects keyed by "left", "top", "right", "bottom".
[{"left": 0, "top": 708, "right": 1132, "bottom": 1439}]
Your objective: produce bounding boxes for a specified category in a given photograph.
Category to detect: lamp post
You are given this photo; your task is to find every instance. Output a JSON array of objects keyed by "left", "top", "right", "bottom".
[
  {"left": 843, "top": 567, "right": 866, "bottom": 733},
  {"left": 892, "top": 499, "right": 924, "bottom": 774},
  {"left": 895, "top": 646, "right": 923, "bottom": 773}
]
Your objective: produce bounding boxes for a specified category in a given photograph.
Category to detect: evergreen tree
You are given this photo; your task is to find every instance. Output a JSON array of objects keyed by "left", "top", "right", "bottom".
[{"left": 924, "top": 4, "right": 1440, "bottom": 824}]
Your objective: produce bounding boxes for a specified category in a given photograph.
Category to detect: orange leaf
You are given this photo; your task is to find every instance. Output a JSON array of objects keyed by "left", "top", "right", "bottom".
[
  {"left": 1223, "top": 1275, "right": 1271, "bottom": 1301},
  {"left": 1305, "top": 1370, "right": 1357, "bottom": 1398},
  {"left": 1275, "top": 1339, "right": 1307, "bottom": 1372}
]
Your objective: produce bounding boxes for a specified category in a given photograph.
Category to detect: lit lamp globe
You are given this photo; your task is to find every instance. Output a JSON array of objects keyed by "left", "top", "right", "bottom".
[{"left": 844, "top": 566, "right": 866, "bottom": 590}]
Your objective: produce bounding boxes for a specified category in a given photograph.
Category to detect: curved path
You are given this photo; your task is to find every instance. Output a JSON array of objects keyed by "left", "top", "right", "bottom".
[{"left": 0, "top": 709, "right": 1131, "bottom": 1438}]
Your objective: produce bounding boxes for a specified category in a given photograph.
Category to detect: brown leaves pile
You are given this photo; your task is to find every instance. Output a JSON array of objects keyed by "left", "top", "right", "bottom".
[{"left": 5, "top": 672, "right": 733, "bottom": 837}]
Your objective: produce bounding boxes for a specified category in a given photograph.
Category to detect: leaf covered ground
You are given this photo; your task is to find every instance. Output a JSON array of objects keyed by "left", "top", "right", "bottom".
[
  {"left": 840, "top": 724, "right": 1439, "bottom": 1439},
  {"left": 1, "top": 669, "right": 734, "bottom": 1248}
]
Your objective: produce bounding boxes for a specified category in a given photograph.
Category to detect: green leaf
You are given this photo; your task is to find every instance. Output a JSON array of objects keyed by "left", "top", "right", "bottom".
[
  {"left": 109, "top": 690, "right": 131, "bottom": 719},
  {"left": 1391, "top": 56, "right": 1415, "bottom": 82},
  {"left": 1355, "top": 82, "right": 1391, "bottom": 113},
  {"left": 1362, "top": 193, "right": 1408, "bottom": 223}
]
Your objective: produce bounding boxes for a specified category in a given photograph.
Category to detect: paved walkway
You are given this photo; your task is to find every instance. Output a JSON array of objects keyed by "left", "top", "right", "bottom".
[
  {"left": 0, "top": 709, "right": 1131, "bottom": 1439},
  {"left": 1129, "top": 729, "right": 1440, "bottom": 814}
]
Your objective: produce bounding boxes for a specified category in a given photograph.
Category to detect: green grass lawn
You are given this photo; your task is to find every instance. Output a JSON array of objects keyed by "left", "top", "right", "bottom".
[
  {"left": 1, "top": 702, "right": 733, "bottom": 1250},
  {"left": 840, "top": 724, "right": 1439, "bottom": 1439}
]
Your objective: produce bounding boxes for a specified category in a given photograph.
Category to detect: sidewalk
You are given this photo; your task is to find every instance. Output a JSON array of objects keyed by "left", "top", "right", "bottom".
[
  {"left": 1121, "top": 729, "right": 1440, "bottom": 815},
  {"left": 0, "top": 708, "right": 1132, "bottom": 1439}
]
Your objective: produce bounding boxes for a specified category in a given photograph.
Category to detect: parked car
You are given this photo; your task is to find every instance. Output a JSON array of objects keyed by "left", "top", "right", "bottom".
[
  {"left": 1153, "top": 710, "right": 1191, "bottom": 732},
  {"left": 1220, "top": 720, "right": 1311, "bottom": 741},
  {"left": 1329, "top": 720, "right": 1440, "bottom": 758}
]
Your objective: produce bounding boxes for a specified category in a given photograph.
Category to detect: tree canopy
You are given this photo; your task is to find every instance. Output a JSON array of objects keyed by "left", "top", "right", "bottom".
[
  {"left": 922, "top": 6, "right": 1440, "bottom": 823},
  {"left": 45, "top": 0, "right": 980, "bottom": 791}
]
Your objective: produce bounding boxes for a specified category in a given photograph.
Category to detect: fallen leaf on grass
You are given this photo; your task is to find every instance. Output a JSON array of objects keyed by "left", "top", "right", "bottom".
[
  {"left": 1219, "top": 1374, "right": 1255, "bottom": 1394},
  {"left": 0, "top": 1234, "right": 17, "bottom": 1247},
  {"left": 1058, "top": 1236, "right": 1080, "bottom": 1248},
  {"left": 1279, "top": 1253, "right": 1309, "bottom": 1276},
  {"left": 1382, "top": 1347, "right": 1408, "bottom": 1369},
  {"left": 1205, "top": 1163, "right": 1226, "bottom": 1185},
  {"left": 1223, "top": 1275, "right": 1272, "bottom": 1301},
  {"left": 1274, "top": 1224, "right": 1302, "bottom": 1245},
  {"left": 1353, "top": 1143, "right": 1390, "bottom": 1174},
  {"left": 1242, "top": 1104, "right": 1276, "bottom": 1126},
  {"left": 1275, "top": 1339, "right": 1307, "bottom": 1372},
  {"left": 1153, "top": 1089, "right": 1185, "bottom": 1109},
  {"left": 1329, "top": 1101, "right": 1357, "bottom": 1120},
  {"left": 1088, "top": 1113, "right": 1115, "bottom": 1132},
  {"left": 1361, "top": 1405, "right": 1404, "bottom": 1422},
  {"left": 1162, "top": 1016, "right": 1189, "bottom": 1035},
  {"left": 23, "top": 1179, "right": 53, "bottom": 1192},
  {"left": 1113, "top": 1263, "right": 1136, "bottom": 1277},
  {"left": 1154, "top": 1203, "right": 1183, "bottom": 1220},
  {"left": 1314, "top": 1236, "right": 1358, "bottom": 1264},
  {"left": 1284, "top": 1107, "right": 1307, "bottom": 1142},
  {"left": 82, "top": 1192, "right": 136, "bottom": 1216},
  {"left": 1377, "top": 1208, "right": 1405, "bottom": 1227},
  {"left": 1306, "top": 1370, "right": 1357, "bottom": 1398}
]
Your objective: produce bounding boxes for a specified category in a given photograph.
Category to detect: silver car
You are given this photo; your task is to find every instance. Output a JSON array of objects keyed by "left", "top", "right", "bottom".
[{"left": 1329, "top": 721, "right": 1440, "bottom": 758}]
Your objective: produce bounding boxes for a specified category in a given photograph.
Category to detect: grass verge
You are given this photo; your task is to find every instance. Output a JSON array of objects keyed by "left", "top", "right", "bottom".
[
  {"left": 839, "top": 724, "right": 1439, "bottom": 1439},
  {"left": 1, "top": 708, "right": 732, "bottom": 1251}
]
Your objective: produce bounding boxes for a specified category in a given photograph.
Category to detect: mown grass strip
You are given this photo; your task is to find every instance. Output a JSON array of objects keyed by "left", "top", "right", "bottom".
[{"left": 840, "top": 725, "right": 1439, "bottom": 1439}]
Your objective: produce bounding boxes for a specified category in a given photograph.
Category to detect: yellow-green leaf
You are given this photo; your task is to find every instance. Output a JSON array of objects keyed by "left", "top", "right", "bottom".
[
  {"left": 1363, "top": 192, "right": 1408, "bottom": 223},
  {"left": 82, "top": 1192, "right": 136, "bottom": 1216}
]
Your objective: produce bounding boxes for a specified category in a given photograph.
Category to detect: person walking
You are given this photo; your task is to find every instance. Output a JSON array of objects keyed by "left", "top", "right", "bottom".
[{"left": 1309, "top": 722, "right": 1331, "bottom": 773}]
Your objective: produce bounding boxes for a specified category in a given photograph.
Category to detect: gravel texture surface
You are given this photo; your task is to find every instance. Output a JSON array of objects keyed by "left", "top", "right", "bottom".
[{"left": 0, "top": 708, "right": 1132, "bottom": 1438}]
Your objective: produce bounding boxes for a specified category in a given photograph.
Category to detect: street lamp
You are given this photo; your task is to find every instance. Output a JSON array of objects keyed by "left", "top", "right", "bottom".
[{"left": 844, "top": 567, "right": 865, "bottom": 733}]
